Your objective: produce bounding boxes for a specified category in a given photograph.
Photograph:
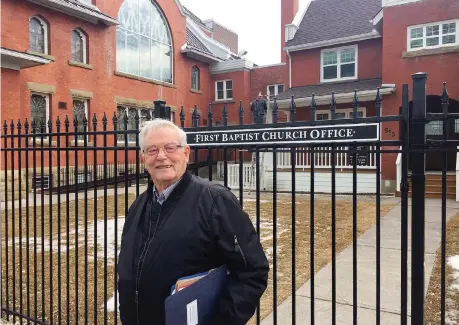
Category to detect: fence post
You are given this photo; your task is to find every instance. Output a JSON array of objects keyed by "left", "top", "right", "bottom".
[
  {"left": 410, "top": 72, "right": 427, "bottom": 324},
  {"left": 153, "top": 100, "right": 170, "bottom": 119}
]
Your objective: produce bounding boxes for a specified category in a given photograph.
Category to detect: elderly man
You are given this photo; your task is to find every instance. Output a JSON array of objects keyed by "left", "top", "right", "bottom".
[{"left": 117, "top": 118, "right": 269, "bottom": 325}]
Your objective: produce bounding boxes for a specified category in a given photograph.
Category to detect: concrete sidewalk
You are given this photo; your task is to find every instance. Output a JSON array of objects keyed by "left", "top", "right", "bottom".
[{"left": 261, "top": 198, "right": 459, "bottom": 325}]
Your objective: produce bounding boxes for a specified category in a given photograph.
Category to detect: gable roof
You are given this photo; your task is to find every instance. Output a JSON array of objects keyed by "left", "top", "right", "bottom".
[
  {"left": 183, "top": 5, "right": 209, "bottom": 30},
  {"left": 186, "top": 28, "right": 213, "bottom": 57},
  {"left": 286, "top": 0, "right": 381, "bottom": 49}
]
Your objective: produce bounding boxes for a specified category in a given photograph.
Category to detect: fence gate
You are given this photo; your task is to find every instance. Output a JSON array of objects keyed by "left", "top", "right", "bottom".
[{"left": 1, "top": 72, "right": 457, "bottom": 325}]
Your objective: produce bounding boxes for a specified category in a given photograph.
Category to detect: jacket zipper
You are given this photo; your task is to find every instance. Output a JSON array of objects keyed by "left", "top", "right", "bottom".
[
  {"left": 135, "top": 202, "right": 162, "bottom": 325},
  {"left": 234, "top": 235, "right": 247, "bottom": 267}
]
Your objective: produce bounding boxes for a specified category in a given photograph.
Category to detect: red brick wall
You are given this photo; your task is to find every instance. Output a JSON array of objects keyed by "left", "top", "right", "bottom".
[
  {"left": 211, "top": 22, "right": 238, "bottom": 54},
  {"left": 250, "top": 64, "right": 288, "bottom": 99},
  {"left": 290, "top": 38, "right": 383, "bottom": 87},
  {"left": 295, "top": 101, "right": 377, "bottom": 121},
  {"left": 381, "top": 0, "right": 459, "bottom": 181},
  {"left": 0, "top": 0, "right": 216, "bottom": 169}
]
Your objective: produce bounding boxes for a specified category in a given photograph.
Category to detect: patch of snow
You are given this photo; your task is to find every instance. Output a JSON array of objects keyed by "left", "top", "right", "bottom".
[
  {"left": 104, "top": 291, "right": 119, "bottom": 313},
  {"left": 446, "top": 255, "right": 459, "bottom": 325}
]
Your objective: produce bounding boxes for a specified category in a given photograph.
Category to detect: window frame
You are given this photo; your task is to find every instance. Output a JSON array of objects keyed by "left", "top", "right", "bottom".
[
  {"left": 29, "top": 16, "right": 49, "bottom": 55},
  {"left": 30, "top": 92, "right": 50, "bottom": 130},
  {"left": 215, "top": 79, "right": 233, "bottom": 101},
  {"left": 72, "top": 98, "right": 89, "bottom": 141},
  {"left": 267, "top": 84, "right": 285, "bottom": 99},
  {"left": 320, "top": 45, "right": 358, "bottom": 83},
  {"left": 315, "top": 107, "right": 366, "bottom": 121},
  {"left": 71, "top": 28, "right": 88, "bottom": 63},
  {"left": 407, "top": 19, "right": 458, "bottom": 51}
]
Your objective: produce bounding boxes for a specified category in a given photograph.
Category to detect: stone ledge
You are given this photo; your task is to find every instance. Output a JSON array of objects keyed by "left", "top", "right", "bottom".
[
  {"left": 190, "top": 88, "right": 202, "bottom": 94},
  {"left": 70, "top": 88, "right": 94, "bottom": 99},
  {"left": 212, "top": 100, "right": 235, "bottom": 105},
  {"left": 402, "top": 45, "right": 459, "bottom": 58},
  {"left": 26, "top": 82, "right": 56, "bottom": 94},
  {"left": 68, "top": 60, "right": 93, "bottom": 70},
  {"left": 114, "top": 71, "right": 177, "bottom": 88},
  {"left": 26, "top": 50, "right": 56, "bottom": 61}
]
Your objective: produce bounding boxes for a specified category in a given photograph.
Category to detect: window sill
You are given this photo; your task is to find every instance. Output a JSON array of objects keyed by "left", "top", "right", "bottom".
[
  {"left": 319, "top": 77, "right": 358, "bottom": 85},
  {"left": 190, "top": 89, "right": 202, "bottom": 94},
  {"left": 116, "top": 141, "right": 138, "bottom": 147},
  {"left": 212, "top": 100, "right": 235, "bottom": 105},
  {"left": 70, "top": 140, "right": 95, "bottom": 147},
  {"left": 403, "top": 45, "right": 459, "bottom": 58},
  {"left": 114, "top": 71, "right": 177, "bottom": 88},
  {"left": 26, "top": 50, "right": 56, "bottom": 61},
  {"left": 68, "top": 60, "right": 93, "bottom": 70}
]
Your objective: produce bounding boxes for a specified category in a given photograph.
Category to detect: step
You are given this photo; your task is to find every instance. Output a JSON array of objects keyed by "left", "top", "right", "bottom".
[
  {"left": 395, "top": 191, "right": 456, "bottom": 199},
  {"left": 425, "top": 184, "right": 456, "bottom": 194}
]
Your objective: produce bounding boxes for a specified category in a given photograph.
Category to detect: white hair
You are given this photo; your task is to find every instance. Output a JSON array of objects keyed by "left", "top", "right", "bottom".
[{"left": 139, "top": 118, "right": 187, "bottom": 151}]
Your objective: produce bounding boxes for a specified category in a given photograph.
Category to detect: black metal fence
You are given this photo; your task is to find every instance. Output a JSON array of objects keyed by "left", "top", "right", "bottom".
[{"left": 1, "top": 72, "right": 457, "bottom": 325}]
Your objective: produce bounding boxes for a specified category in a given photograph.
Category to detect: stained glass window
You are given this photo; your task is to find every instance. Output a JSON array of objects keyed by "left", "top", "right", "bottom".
[
  {"left": 191, "top": 66, "right": 200, "bottom": 90},
  {"left": 116, "top": 0, "right": 172, "bottom": 83},
  {"left": 72, "top": 30, "right": 85, "bottom": 63},
  {"left": 30, "top": 17, "right": 45, "bottom": 53},
  {"left": 31, "top": 94, "right": 47, "bottom": 127},
  {"left": 73, "top": 100, "right": 87, "bottom": 140}
]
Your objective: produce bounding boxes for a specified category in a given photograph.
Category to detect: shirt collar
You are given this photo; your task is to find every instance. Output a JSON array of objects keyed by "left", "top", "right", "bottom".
[{"left": 153, "top": 177, "right": 182, "bottom": 204}]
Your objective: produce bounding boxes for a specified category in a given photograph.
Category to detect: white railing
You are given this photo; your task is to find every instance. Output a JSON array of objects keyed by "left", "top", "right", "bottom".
[
  {"left": 276, "top": 146, "right": 378, "bottom": 170},
  {"left": 227, "top": 163, "right": 266, "bottom": 190}
]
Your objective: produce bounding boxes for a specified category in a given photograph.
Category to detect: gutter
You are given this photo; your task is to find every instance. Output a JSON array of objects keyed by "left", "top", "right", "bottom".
[{"left": 287, "top": 49, "right": 292, "bottom": 89}]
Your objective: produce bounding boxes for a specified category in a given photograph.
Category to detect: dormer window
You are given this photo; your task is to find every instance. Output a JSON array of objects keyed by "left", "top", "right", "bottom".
[{"left": 321, "top": 45, "right": 357, "bottom": 83}]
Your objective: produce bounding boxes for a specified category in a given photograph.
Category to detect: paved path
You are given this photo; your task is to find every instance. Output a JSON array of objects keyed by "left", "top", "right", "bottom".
[{"left": 261, "top": 198, "right": 459, "bottom": 325}]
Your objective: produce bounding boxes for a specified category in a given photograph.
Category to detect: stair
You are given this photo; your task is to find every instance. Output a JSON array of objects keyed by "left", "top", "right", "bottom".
[{"left": 396, "top": 173, "right": 456, "bottom": 199}]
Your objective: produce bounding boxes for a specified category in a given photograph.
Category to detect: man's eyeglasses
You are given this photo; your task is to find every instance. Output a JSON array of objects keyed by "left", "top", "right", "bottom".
[{"left": 144, "top": 143, "right": 183, "bottom": 156}]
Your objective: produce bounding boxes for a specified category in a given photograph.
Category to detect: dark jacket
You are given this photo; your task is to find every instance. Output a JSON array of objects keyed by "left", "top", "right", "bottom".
[{"left": 117, "top": 171, "right": 269, "bottom": 325}]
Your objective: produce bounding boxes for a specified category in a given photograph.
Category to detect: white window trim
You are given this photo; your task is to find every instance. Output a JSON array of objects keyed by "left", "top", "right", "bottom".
[
  {"left": 30, "top": 16, "right": 49, "bottom": 55},
  {"left": 215, "top": 79, "right": 233, "bottom": 101},
  {"left": 31, "top": 92, "right": 50, "bottom": 127},
  {"left": 320, "top": 44, "right": 358, "bottom": 83},
  {"left": 315, "top": 107, "right": 366, "bottom": 120},
  {"left": 407, "top": 19, "right": 459, "bottom": 52},
  {"left": 72, "top": 29, "right": 88, "bottom": 63},
  {"left": 267, "top": 84, "right": 285, "bottom": 99}
]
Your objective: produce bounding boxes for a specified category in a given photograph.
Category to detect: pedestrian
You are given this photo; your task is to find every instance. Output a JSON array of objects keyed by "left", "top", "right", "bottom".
[{"left": 117, "top": 118, "right": 269, "bottom": 325}]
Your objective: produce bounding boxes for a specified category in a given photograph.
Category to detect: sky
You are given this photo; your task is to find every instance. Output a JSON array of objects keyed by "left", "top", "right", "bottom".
[{"left": 179, "top": 0, "right": 309, "bottom": 66}]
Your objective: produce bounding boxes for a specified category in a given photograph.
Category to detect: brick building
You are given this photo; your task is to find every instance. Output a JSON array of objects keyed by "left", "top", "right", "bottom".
[{"left": 274, "top": 0, "right": 459, "bottom": 195}]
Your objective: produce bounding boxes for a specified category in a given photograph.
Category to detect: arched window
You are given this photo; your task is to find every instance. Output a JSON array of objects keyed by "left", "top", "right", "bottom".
[
  {"left": 116, "top": 0, "right": 173, "bottom": 83},
  {"left": 29, "top": 16, "right": 48, "bottom": 54},
  {"left": 191, "top": 66, "right": 200, "bottom": 90},
  {"left": 71, "top": 29, "right": 87, "bottom": 63}
]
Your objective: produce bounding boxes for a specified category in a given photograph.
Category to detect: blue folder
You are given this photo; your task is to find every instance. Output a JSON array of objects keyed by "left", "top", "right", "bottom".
[{"left": 165, "top": 264, "right": 228, "bottom": 325}]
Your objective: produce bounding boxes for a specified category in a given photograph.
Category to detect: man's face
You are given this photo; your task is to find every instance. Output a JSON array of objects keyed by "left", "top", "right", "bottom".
[{"left": 142, "top": 126, "right": 190, "bottom": 192}]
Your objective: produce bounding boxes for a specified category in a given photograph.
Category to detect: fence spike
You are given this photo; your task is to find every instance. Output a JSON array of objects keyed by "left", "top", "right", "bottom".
[
  {"left": 238, "top": 100, "right": 244, "bottom": 125},
  {"left": 3, "top": 120, "right": 7, "bottom": 133},
  {"left": 180, "top": 106, "right": 185, "bottom": 128},
  {"left": 64, "top": 115, "right": 70, "bottom": 130},
  {"left": 353, "top": 89, "right": 359, "bottom": 118},
  {"left": 272, "top": 97, "right": 279, "bottom": 123},
  {"left": 289, "top": 95, "right": 296, "bottom": 122},
  {"left": 375, "top": 87, "right": 382, "bottom": 117},
  {"left": 112, "top": 110, "right": 118, "bottom": 125},
  {"left": 222, "top": 104, "right": 228, "bottom": 126},
  {"left": 310, "top": 93, "right": 316, "bottom": 122},
  {"left": 47, "top": 116, "right": 52, "bottom": 131},
  {"left": 40, "top": 117, "right": 46, "bottom": 131},
  {"left": 442, "top": 82, "right": 449, "bottom": 114},
  {"left": 17, "top": 119, "right": 22, "bottom": 130},
  {"left": 10, "top": 119, "right": 15, "bottom": 132},
  {"left": 92, "top": 113, "right": 97, "bottom": 126},
  {"left": 73, "top": 114, "right": 79, "bottom": 128},
  {"left": 102, "top": 113, "right": 108, "bottom": 125},
  {"left": 24, "top": 119, "right": 29, "bottom": 131},
  {"left": 56, "top": 116, "right": 61, "bottom": 129},
  {"left": 330, "top": 92, "right": 336, "bottom": 120},
  {"left": 192, "top": 105, "right": 199, "bottom": 128},
  {"left": 208, "top": 102, "right": 213, "bottom": 127},
  {"left": 83, "top": 112, "right": 88, "bottom": 127},
  {"left": 31, "top": 119, "right": 37, "bottom": 132}
]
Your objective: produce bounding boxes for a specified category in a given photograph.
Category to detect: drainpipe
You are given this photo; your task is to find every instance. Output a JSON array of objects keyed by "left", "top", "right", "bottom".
[{"left": 287, "top": 49, "right": 292, "bottom": 89}]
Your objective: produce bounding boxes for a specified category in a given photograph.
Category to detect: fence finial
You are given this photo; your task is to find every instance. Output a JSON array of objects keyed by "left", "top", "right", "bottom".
[
  {"left": 208, "top": 102, "right": 213, "bottom": 127},
  {"left": 310, "top": 94, "right": 316, "bottom": 122},
  {"left": 92, "top": 113, "right": 98, "bottom": 127},
  {"left": 180, "top": 106, "right": 185, "bottom": 128},
  {"left": 56, "top": 116, "right": 61, "bottom": 129},
  {"left": 375, "top": 88, "right": 381, "bottom": 117},
  {"left": 24, "top": 119, "right": 29, "bottom": 132},
  {"left": 289, "top": 95, "right": 296, "bottom": 122},
  {"left": 10, "top": 119, "right": 15, "bottom": 132},
  {"left": 40, "top": 117, "right": 46, "bottom": 132},
  {"left": 64, "top": 115, "right": 70, "bottom": 130},
  {"left": 112, "top": 110, "right": 118, "bottom": 126},
  {"left": 353, "top": 89, "right": 359, "bottom": 118},
  {"left": 223, "top": 104, "right": 228, "bottom": 126},
  {"left": 238, "top": 100, "right": 244, "bottom": 125},
  {"left": 102, "top": 113, "right": 108, "bottom": 130},
  {"left": 17, "top": 119, "right": 22, "bottom": 131},
  {"left": 330, "top": 92, "right": 336, "bottom": 120},
  {"left": 272, "top": 97, "right": 278, "bottom": 123},
  {"left": 192, "top": 105, "right": 199, "bottom": 128}
]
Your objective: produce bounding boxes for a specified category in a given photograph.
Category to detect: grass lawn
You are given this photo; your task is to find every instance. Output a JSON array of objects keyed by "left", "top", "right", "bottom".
[
  {"left": 1, "top": 191, "right": 396, "bottom": 325},
  {"left": 425, "top": 212, "right": 459, "bottom": 325}
]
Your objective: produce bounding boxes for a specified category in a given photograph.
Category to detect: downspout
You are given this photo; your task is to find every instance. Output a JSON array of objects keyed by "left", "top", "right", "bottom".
[{"left": 287, "top": 49, "right": 292, "bottom": 89}]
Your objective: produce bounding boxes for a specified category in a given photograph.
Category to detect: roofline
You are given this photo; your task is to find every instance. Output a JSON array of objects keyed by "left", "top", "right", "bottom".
[
  {"left": 187, "top": 18, "right": 232, "bottom": 56},
  {"left": 285, "top": 30, "right": 381, "bottom": 52},
  {"left": 26, "top": 0, "right": 118, "bottom": 26},
  {"left": 252, "top": 63, "right": 286, "bottom": 69},
  {"left": 371, "top": 8, "right": 384, "bottom": 25},
  {"left": 272, "top": 86, "right": 395, "bottom": 108},
  {"left": 285, "top": 0, "right": 314, "bottom": 43},
  {"left": 202, "top": 19, "right": 238, "bottom": 36},
  {"left": 181, "top": 45, "right": 222, "bottom": 63}
]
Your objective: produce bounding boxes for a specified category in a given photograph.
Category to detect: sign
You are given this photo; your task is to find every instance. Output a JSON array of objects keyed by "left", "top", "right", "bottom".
[
  {"left": 349, "top": 146, "right": 369, "bottom": 166},
  {"left": 186, "top": 123, "right": 379, "bottom": 146}
]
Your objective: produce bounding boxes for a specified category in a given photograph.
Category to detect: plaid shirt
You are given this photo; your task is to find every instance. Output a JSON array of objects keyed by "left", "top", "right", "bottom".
[{"left": 153, "top": 177, "right": 182, "bottom": 205}]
